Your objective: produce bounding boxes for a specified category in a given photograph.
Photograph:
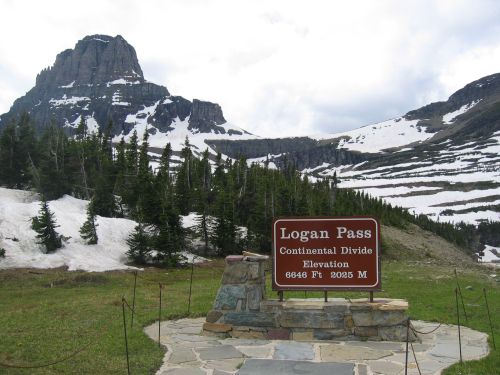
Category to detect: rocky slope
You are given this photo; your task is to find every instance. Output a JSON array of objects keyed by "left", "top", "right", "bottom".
[{"left": 0, "top": 34, "right": 256, "bottom": 154}]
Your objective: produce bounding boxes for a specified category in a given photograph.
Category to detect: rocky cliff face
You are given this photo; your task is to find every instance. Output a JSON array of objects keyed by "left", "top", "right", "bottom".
[
  {"left": 36, "top": 35, "right": 145, "bottom": 88},
  {"left": 0, "top": 34, "right": 244, "bottom": 150}
]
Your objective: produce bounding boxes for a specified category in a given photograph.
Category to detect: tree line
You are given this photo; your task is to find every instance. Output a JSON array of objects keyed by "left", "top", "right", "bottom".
[{"left": 0, "top": 114, "right": 489, "bottom": 264}]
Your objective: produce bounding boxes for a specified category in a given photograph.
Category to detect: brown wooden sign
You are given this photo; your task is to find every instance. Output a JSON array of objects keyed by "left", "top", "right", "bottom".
[{"left": 272, "top": 217, "right": 380, "bottom": 291}]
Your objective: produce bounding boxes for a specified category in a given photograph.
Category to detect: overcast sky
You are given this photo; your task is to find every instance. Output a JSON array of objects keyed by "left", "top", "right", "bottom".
[{"left": 2, "top": 0, "right": 500, "bottom": 138}]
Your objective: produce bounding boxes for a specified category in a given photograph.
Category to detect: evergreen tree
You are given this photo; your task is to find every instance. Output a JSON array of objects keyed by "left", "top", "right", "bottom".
[
  {"left": 193, "top": 149, "right": 212, "bottom": 254},
  {"left": 211, "top": 171, "right": 238, "bottom": 256},
  {"left": 156, "top": 142, "right": 173, "bottom": 209},
  {"left": 122, "top": 130, "right": 140, "bottom": 209},
  {"left": 0, "top": 121, "right": 18, "bottom": 187},
  {"left": 175, "top": 137, "right": 194, "bottom": 215},
  {"left": 80, "top": 203, "right": 99, "bottom": 244},
  {"left": 101, "top": 120, "right": 114, "bottom": 161},
  {"left": 153, "top": 212, "right": 185, "bottom": 266},
  {"left": 75, "top": 116, "right": 87, "bottom": 140},
  {"left": 16, "top": 113, "right": 38, "bottom": 188},
  {"left": 31, "top": 200, "right": 63, "bottom": 253},
  {"left": 194, "top": 212, "right": 212, "bottom": 255},
  {"left": 87, "top": 120, "right": 119, "bottom": 217},
  {"left": 0, "top": 114, "right": 38, "bottom": 189},
  {"left": 126, "top": 130, "right": 139, "bottom": 175},
  {"left": 37, "top": 124, "right": 72, "bottom": 199},
  {"left": 113, "top": 137, "right": 127, "bottom": 215},
  {"left": 126, "top": 223, "right": 151, "bottom": 265},
  {"left": 135, "top": 129, "right": 159, "bottom": 223},
  {"left": 157, "top": 142, "right": 172, "bottom": 183}
]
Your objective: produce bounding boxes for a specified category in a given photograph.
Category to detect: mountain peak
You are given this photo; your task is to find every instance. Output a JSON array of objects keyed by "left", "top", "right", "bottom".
[
  {"left": 0, "top": 34, "right": 257, "bottom": 154},
  {"left": 36, "top": 34, "right": 144, "bottom": 88}
]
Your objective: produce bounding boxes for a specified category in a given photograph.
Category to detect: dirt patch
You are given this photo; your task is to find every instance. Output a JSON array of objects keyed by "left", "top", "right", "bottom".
[
  {"left": 381, "top": 224, "right": 475, "bottom": 266},
  {"left": 43, "top": 273, "right": 108, "bottom": 288}
]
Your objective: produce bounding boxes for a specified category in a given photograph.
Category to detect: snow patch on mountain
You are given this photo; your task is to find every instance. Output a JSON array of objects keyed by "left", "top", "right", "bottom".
[
  {"left": 313, "top": 117, "right": 433, "bottom": 153},
  {"left": 64, "top": 114, "right": 82, "bottom": 128},
  {"left": 124, "top": 101, "right": 160, "bottom": 129},
  {"left": 92, "top": 37, "right": 110, "bottom": 43},
  {"left": 114, "top": 115, "right": 259, "bottom": 154},
  {"left": 247, "top": 153, "right": 282, "bottom": 169},
  {"left": 111, "top": 91, "right": 130, "bottom": 106},
  {"left": 480, "top": 245, "right": 500, "bottom": 263},
  {"left": 50, "top": 95, "right": 90, "bottom": 107},
  {"left": 59, "top": 81, "right": 75, "bottom": 88},
  {"left": 442, "top": 100, "right": 481, "bottom": 124},
  {"left": 106, "top": 78, "right": 141, "bottom": 87},
  {"left": 311, "top": 129, "right": 500, "bottom": 225}
]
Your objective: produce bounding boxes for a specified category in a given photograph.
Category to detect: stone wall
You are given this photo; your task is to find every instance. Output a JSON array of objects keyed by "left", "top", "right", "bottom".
[{"left": 203, "top": 255, "right": 414, "bottom": 342}]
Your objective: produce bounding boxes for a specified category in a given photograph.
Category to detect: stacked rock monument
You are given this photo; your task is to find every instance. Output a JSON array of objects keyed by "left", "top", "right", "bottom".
[{"left": 203, "top": 254, "right": 414, "bottom": 342}]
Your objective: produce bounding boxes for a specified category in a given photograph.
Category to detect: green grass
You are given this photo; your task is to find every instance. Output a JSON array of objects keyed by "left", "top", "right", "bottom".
[
  {"left": 0, "top": 262, "right": 224, "bottom": 374},
  {"left": 0, "top": 260, "right": 498, "bottom": 374}
]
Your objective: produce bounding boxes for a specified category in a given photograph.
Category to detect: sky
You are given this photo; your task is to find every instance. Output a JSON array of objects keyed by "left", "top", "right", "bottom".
[{"left": 2, "top": 0, "right": 500, "bottom": 138}]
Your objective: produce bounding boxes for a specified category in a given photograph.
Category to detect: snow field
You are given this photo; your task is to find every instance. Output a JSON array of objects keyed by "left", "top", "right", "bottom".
[
  {"left": 0, "top": 188, "right": 207, "bottom": 272},
  {"left": 480, "top": 245, "right": 500, "bottom": 263},
  {"left": 113, "top": 104, "right": 258, "bottom": 155},
  {"left": 312, "top": 117, "right": 432, "bottom": 153}
]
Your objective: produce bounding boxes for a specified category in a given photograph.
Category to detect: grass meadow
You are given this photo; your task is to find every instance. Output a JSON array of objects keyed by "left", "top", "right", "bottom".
[{"left": 0, "top": 260, "right": 498, "bottom": 374}]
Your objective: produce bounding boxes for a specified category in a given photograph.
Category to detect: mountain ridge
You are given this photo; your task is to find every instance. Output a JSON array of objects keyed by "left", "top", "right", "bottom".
[{"left": 206, "top": 74, "right": 500, "bottom": 226}]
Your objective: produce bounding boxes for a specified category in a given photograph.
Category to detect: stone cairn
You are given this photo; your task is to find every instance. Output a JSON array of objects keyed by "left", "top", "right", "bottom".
[{"left": 203, "top": 255, "right": 415, "bottom": 342}]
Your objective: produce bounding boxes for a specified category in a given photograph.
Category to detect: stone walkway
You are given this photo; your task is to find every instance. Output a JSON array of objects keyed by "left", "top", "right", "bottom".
[{"left": 144, "top": 318, "right": 489, "bottom": 375}]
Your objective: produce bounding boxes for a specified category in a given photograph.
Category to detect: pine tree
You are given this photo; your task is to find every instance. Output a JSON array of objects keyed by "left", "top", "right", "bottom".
[
  {"left": 80, "top": 203, "right": 98, "bottom": 244},
  {"left": 194, "top": 212, "right": 212, "bottom": 255},
  {"left": 126, "top": 130, "right": 139, "bottom": 175},
  {"left": 91, "top": 174, "right": 118, "bottom": 217},
  {"left": 135, "top": 129, "right": 159, "bottom": 223},
  {"left": 75, "top": 116, "right": 87, "bottom": 140},
  {"left": 122, "top": 130, "right": 140, "bottom": 209},
  {"left": 31, "top": 200, "right": 63, "bottom": 253},
  {"left": 175, "top": 137, "right": 193, "bottom": 215},
  {"left": 126, "top": 223, "right": 151, "bottom": 265},
  {"left": 113, "top": 137, "right": 127, "bottom": 215},
  {"left": 0, "top": 114, "right": 38, "bottom": 189},
  {"left": 16, "top": 113, "right": 38, "bottom": 188},
  {"left": 193, "top": 149, "right": 212, "bottom": 254},
  {"left": 153, "top": 213, "right": 185, "bottom": 266},
  {"left": 37, "top": 124, "right": 72, "bottom": 199},
  {"left": 0, "top": 121, "right": 18, "bottom": 187},
  {"left": 211, "top": 173, "right": 238, "bottom": 256}
]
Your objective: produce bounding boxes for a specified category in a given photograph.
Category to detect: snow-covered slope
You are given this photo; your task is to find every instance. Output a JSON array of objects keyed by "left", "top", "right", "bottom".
[
  {"left": 481, "top": 245, "right": 500, "bottom": 263},
  {"left": 114, "top": 114, "right": 258, "bottom": 155},
  {"left": 0, "top": 188, "right": 136, "bottom": 271},
  {"left": 0, "top": 188, "right": 206, "bottom": 271},
  {"left": 312, "top": 117, "right": 431, "bottom": 153},
  {"left": 223, "top": 75, "right": 500, "bottom": 228},
  {"left": 313, "top": 131, "right": 500, "bottom": 225}
]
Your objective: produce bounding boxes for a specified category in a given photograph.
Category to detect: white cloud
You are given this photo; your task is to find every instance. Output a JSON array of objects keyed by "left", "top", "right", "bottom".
[{"left": 1, "top": 0, "right": 500, "bottom": 137}]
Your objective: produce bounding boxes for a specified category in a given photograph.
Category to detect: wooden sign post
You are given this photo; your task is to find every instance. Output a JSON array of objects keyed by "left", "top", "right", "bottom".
[{"left": 272, "top": 217, "right": 381, "bottom": 293}]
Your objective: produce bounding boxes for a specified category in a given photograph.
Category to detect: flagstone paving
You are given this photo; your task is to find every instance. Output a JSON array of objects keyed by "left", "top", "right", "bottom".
[{"left": 145, "top": 318, "right": 489, "bottom": 375}]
